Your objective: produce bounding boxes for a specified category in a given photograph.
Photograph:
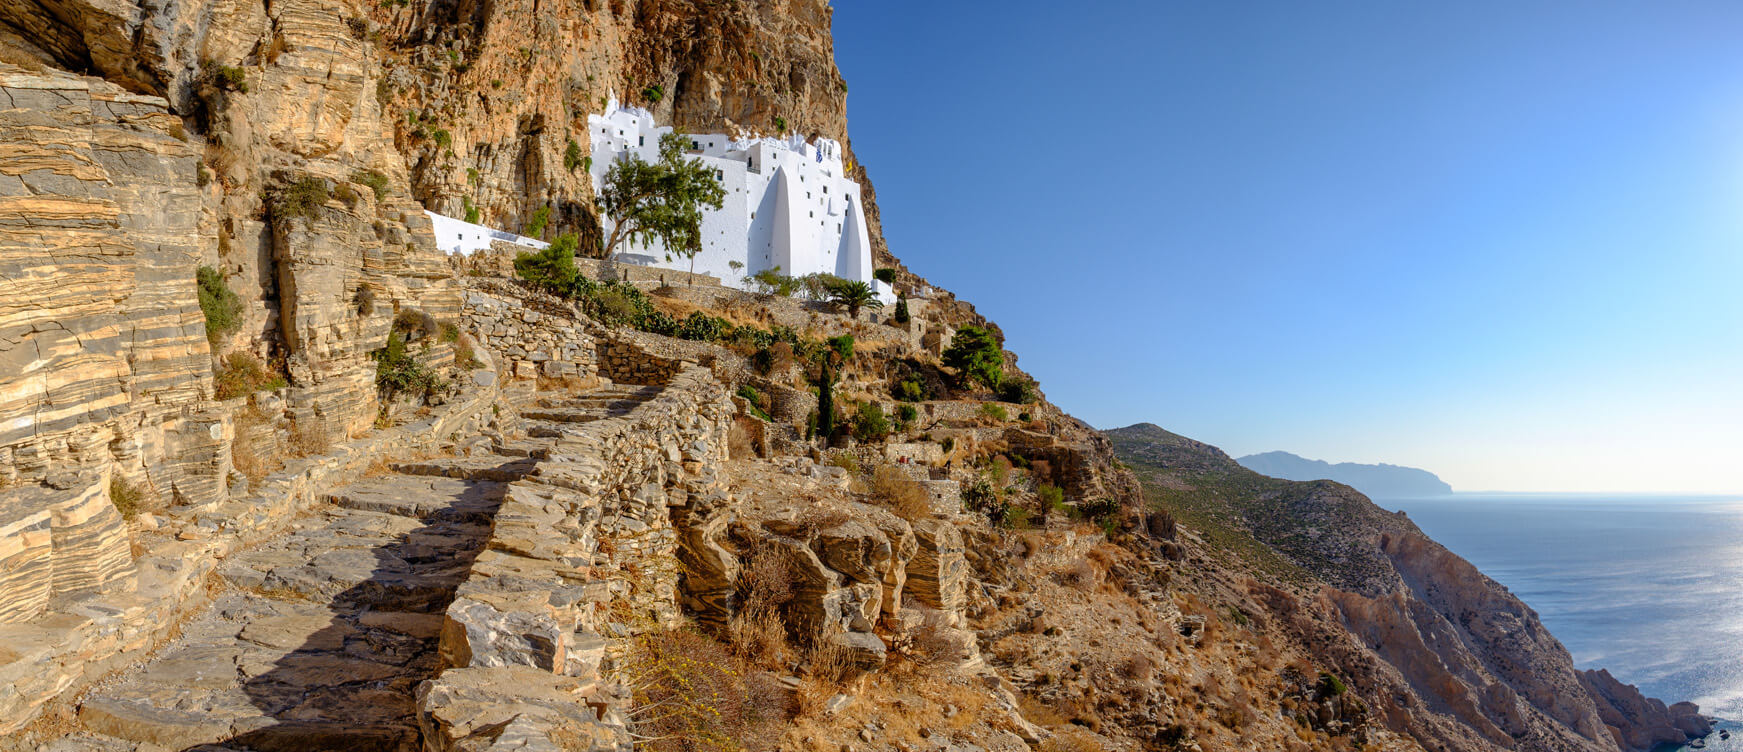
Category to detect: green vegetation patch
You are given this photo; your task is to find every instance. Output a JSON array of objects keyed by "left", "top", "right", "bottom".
[{"left": 197, "top": 266, "right": 243, "bottom": 347}]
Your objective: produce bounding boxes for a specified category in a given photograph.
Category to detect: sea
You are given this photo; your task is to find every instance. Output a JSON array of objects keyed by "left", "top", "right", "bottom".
[{"left": 1381, "top": 493, "right": 1743, "bottom": 750}]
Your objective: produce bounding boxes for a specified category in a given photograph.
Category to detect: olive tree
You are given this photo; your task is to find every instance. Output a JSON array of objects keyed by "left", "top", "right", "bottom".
[{"left": 599, "top": 132, "right": 726, "bottom": 265}]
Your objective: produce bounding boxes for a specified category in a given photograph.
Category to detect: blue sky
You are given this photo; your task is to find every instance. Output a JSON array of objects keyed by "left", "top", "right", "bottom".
[{"left": 832, "top": 2, "right": 1743, "bottom": 493}]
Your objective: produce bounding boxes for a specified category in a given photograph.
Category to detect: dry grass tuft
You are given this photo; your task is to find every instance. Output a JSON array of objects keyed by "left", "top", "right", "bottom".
[
  {"left": 288, "top": 414, "right": 330, "bottom": 457},
  {"left": 231, "top": 405, "right": 276, "bottom": 484},
  {"left": 1040, "top": 728, "right": 1114, "bottom": 752},
  {"left": 868, "top": 464, "right": 931, "bottom": 521}
]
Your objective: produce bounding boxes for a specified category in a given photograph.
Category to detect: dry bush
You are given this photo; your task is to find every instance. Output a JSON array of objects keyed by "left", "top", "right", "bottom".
[
  {"left": 904, "top": 608, "right": 965, "bottom": 669},
  {"left": 287, "top": 414, "right": 329, "bottom": 457},
  {"left": 1055, "top": 558, "right": 1098, "bottom": 591},
  {"left": 804, "top": 631, "right": 858, "bottom": 687},
  {"left": 727, "top": 418, "right": 758, "bottom": 460},
  {"left": 791, "top": 507, "right": 851, "bottom": 538},
  {"left": 869, "top": 464, "right": 931, "bottom": 521},
  {"left": 729, "top": 543, "right": 794, "bottom": 670},
  {"left": 1116, "top": 653, "right": 1156, "bottom": 682},
  {"left": 626, "top": 630, "right": 776, "bottom": 752},
  {"left": 230, "top": 405, "right": 275, "bottom": 483},
  {"left": 825, "top": 450, "right": 859, "bottom": 474},
  {"left": 214, "top": 352, "right": 287, "bottom": 400},
  {"left": 0, "top": 46, "right": 48, "bottom": 73},
  {"left": 1019, "top": 694, "right": 1071, "bottom": 728},
  {"left": 728, "top": 608, "right": 789, "bottom": 672},
  {"left": 1040, "top": 729, "right": 1112, "bottom": 752}
]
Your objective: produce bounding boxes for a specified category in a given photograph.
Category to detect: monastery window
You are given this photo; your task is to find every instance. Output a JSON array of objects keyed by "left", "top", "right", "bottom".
[
  {"left": 638, "top": 136, "right": 644, "bottom": 146},
  {"left": 823, "top": 186, "right": 828, "bottom": 194},
  {"left": 808, "top": 211, "right": 813, "bottom": 218}
]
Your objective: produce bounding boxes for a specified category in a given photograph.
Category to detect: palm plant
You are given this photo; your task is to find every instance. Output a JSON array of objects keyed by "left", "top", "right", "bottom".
[{"left": 826, "top": 279, "right": 885, "bottom": 318}]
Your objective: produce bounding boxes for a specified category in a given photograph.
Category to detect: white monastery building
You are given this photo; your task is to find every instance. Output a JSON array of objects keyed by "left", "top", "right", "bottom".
[
  {"left": 585, "top": 95, "right": 894, "bottom": 303},
  {"left": 425, "top": 211, "right": 548, "bottom": 255}
]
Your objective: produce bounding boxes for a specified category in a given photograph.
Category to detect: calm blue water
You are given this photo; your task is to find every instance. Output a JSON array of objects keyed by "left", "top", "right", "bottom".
[{"left": 1383, "top": 494, "right": 1743, "bottom": 748}]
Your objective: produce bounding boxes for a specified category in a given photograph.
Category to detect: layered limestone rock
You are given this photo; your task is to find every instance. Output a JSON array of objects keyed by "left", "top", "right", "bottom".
[{"left": 0, "top": 65, "right": 221, "bottom": 501}]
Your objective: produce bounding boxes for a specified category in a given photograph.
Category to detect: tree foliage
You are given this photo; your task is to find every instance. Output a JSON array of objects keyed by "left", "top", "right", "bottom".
[
  {"left": 600, "top": 132, "right": 726, "bottom": 260},
  {"left": 943, "top": 326, "right": 1004, "bottom": 389}
]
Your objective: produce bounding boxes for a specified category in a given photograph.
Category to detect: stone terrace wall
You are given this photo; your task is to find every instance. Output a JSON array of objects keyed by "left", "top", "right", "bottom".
[
  {"left": 460, "top": 282, "right": 600, "bottom": 385},
  {"left": 420, "top": 364, "right": 734, "bottom": 750}
]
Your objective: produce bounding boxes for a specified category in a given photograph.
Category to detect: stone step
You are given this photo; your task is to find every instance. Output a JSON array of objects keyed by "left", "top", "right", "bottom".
[
  {"left": 518, "top": 409, "right": 609, "bottom": 424},
  {"left": 387, "top": 456, "right": 539, "bottom": 482},
  {"left": 326, "top": 476, "right": 506, "bottom": 524},
  {"left": 76, "top": 595, "right": 434, "bottom": 752},
  {"left": 487, "top": 439, "right": 552, "bottom": 459}
]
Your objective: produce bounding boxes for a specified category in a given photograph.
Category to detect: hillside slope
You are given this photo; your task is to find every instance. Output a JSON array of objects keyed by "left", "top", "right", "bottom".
[{"left": 1111, "top": 423, "right": 1708, "bottom": 752}]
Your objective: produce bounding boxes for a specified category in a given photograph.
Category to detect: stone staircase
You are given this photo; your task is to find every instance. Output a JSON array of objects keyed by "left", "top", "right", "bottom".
[{"left": 58, "top": 382, "right": 670, "bottom": 752}]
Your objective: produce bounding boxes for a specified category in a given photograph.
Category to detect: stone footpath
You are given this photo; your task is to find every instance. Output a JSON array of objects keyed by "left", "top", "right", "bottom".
[{"left": 45, "top": 383, "right": 669, "bottom": 752}]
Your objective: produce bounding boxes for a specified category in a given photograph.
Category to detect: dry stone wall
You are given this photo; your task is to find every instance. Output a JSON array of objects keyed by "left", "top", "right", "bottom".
[
  {"left": 461, "top": 282, "right": 600, "bottom": 384},
  {"left": 421, "top": 364, "right": 734, "bottom": 750}
]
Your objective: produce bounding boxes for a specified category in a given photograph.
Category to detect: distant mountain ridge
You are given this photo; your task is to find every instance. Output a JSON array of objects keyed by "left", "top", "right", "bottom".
[{"left": 1237, "top": 450, "right": 1453, "bottom": 497}]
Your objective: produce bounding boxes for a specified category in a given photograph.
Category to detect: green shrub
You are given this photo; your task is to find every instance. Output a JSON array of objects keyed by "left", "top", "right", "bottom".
[
  {"left": 1038, "top": 484, "right": 1064, "bottom": 509},
  {"left": 525, "top": 205, "right": 551, "bottom": 238},
  {"left": 350, "top": 169, "right": 390, "bottom": 201},
  {"left": 467, "top": 167, "right": 480, "bottom": 185},
  {"left": 873, "top": 268, "right": 896, "bottom": 284},
  {"left": 735, "top": 385, "right": 773, "bottom": 421},
  {"left": 892, "top": 295, "right": 910, "bottom": 325},
  {"left": 895, "top": 403, "right": 917, "bottom": 429},
  {"left": 374, "top": 331, "right": 445, "bottom": 396},
  {"left": 961, "top": 477, "right": 1004, "bottom": 524},
  {"left": 851, "top": 402, "right": 890, "bottom": 442},
  {"left": 827, "top": 334, "right": 854, "bottom": 362},
  {"left": 749, "top": 267, "right": 803, "bottom": 297},
  {"left": 269, "top": 176, "right": 330, "bottom": 222},
  {"left": 774, "top": 116, "right": 787, "bottom": 132},
  {"left": 214, "top": 351, "right": 286, "bottom": 400},
  {"left": 979, "top": 402, "right": 1007, "bottom": 422},
  {"left": 463, "top": 195, "right": 480, "bottom": 224},
  {"left": 1076, "top": 497, "right": 1121, "bottom": 522},
  {"left": 432, "top": 128, "right": 452, "bottom": 149},
  {"left": 564, "top": 139, "right": 583, "bottom": 172},
  {"left": 197, "top": 266, "right": 243, "bottom": 347},
  {"left": 642, "top": 84, "right": 663, "bottom": 103},
  {"left": 676, "top": 311, "right": 730, "bottom": 342},
  {"left": 440, "top": 322, "right": 460, "bottom": 342},
  {"left": 109, "top": 477, "right": 141, "bottom": 519},
  {"left": 582, "top": 155, "right": 593, "bottom": 172},
  {"left": 999, "top": 378, "right": 1037, "bottom": 405},
  {"left": 202, "top": 61, "right": 248, "bottom": 92},
  {"left": 943, "top": 326, "right": 1004, "bottom": 389},
  {"left": 894, "top": 374, "right": 927, "bottom": 402},
  {"left": 1318, "top": 673, "right": 1348, "bottom": 697}
]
